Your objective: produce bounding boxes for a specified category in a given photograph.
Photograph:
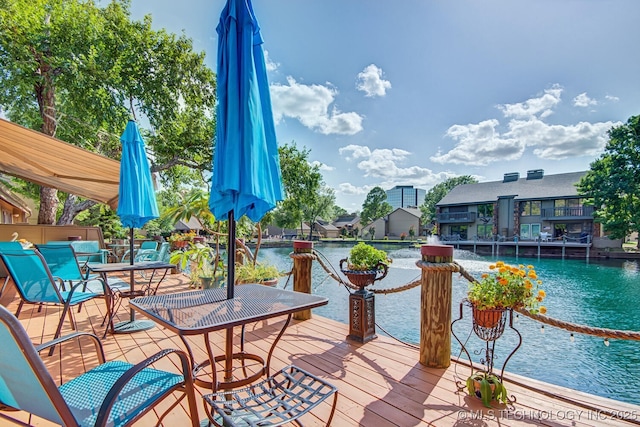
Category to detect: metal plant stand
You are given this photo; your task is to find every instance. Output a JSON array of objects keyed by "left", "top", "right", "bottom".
[
  {"left": 340, "top": 260, "right": 388, "bottom": 343},
  {"left": 451, "top": 300, "right": 522, "bottom": 407}
]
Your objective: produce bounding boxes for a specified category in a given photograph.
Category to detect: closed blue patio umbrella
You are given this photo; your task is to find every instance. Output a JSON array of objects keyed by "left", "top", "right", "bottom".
[
  {"left": 116, "top": 119, "right": 159, "bottom": 331},
  {"left": 210, "top": 0, "right": 284, "bottom": 299}
]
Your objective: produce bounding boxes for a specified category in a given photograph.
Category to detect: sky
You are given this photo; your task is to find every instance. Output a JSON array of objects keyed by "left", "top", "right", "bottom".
[{"left": 128, "top": 0, "right": 640, "bottom": 212}]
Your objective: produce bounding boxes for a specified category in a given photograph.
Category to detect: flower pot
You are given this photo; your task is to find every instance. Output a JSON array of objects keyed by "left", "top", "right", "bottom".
[
  {"left": 471, "top": 305, "right": 507, "bottom": 340},
  {"left": 343, "top": 270, "right": 379, "bottom": 288},
  {"left": 260, "top": 278, "right": 278, "bottom": 287},
  {"left": 472, "top": 306, "right": 505, "bottom": 328}
]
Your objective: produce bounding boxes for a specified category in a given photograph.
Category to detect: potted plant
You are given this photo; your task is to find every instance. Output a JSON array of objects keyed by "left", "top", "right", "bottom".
[
  {"left": 339, "top": 242, "right": 391, "bottom": 289},
  {"left": 169, "top": 242, "right": 222, "bottom": 288},
  {"left": 235, "top": 262, "right": 281, "bottom": 286},
  {"left": 167, "top": 231, "right": 196, "bottom": 250},
  {"left": 465, "top": 371, "right": 508, "bottom": 408},
  {"left": 467, "top": 261, "right": 547, "bottom": 330}
]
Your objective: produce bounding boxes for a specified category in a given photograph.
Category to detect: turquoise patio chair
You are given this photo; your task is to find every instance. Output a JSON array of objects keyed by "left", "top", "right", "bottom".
[
  {"left": 0, "top": 250, "right": 107, "bottom": 355},
  {"left": 0, "top": 241, "right": 25, "bottom": 298},
  {"left": 121, "top": 241, "right": 158, "bottom": 263},
  {"left": 0, "top": 304, "right": 199, "bottom": 427},
  {"left": 36, "top": 244, "right": 130, "bottom": 334}
]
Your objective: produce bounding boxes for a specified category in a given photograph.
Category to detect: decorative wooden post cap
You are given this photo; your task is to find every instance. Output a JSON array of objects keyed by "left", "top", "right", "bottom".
[
  {"left": 421, "top": 244, "right": 453, "bottom": 257},
  {"left": 293, "top": 240, "right": 313, "bottom": 253}
]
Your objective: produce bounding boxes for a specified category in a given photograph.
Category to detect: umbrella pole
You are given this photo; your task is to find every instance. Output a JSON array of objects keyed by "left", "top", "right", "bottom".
[
  {"left": 129, "top": 227, "right": 136, "bottom": 319},
  {"left": 227, "top": 211, "right": 235, "bottom": 299}
]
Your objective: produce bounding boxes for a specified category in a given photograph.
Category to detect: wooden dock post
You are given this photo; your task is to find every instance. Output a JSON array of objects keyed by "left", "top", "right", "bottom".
[
  {"left": 416, "top": 244, "right": 459, "bottom": 368},
  {"left": 290, "top": 240, "right": 314, "bottom": 320}
]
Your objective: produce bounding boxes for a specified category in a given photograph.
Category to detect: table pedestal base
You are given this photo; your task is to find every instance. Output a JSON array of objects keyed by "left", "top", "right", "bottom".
[
  {"left": 194, "top": 352, "right": 265, "bottom": 389},
  {"left": 112, "top": 319, "right": 156, "bottom": 333}
]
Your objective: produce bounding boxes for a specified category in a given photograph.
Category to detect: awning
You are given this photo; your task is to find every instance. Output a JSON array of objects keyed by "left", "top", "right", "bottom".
[{"left": 0, "top": 119, "right": 120, "bottom": 209}]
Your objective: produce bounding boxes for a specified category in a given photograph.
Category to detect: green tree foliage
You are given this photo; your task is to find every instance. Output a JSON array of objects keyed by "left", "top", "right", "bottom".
[
  {"left": 577, "top": 116, "right": 640, "bottom": 248},
  {"left": 360, "top": 186, "right": 392, "bottom": 225},
  {"left": 420, "top": 176, "right": 478, "bottom": 224},
  {"left": 275, "top": 142, "right": 322, "bottom": 229},
  {"left": 0, "top": 0, "right": 215, "bottom": 223}
]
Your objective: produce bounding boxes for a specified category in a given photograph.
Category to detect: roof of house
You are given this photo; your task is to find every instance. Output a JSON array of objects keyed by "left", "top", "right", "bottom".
[
  {"left": 174, "top": 216, "right": 203, "bottom": 231},
  {"left": 315, "top": 220, "right": 339, "bottom": 231},
  {"left": 437, "top": 171, "right": 587, "bottom": 206},
  {"left": 333, "top": 215, "right": 360, "bottom": 229},
  {"left": 0, "top": 180, "right": 31, "bottom": 214},
  {"left": 389, "top": 207, "right": 421, "bottom": 218}
]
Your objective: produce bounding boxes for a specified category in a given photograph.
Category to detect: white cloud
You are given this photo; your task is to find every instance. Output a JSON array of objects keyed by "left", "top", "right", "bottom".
[
  {"left": 310, "top": 160, "right": 334, "bottom": 171},
  {"left": 508, "top": 118, "right": 617, "bottom": 159},
  {"left": 339, "top": 144, "right": 458, "bottom": 189},
  {"left": 497, "top": 86, "right": 562, "bottom": 119},
  {"left": 263, "top": 50, "right": 279, "bottom": 72},
  {"left": 432, "top": 86, "right": 620, "bottom": 166},
  {"left": 355, "top": 64, "right": 391, "bottom": 97},
  {"left": 573, "top": 92, "right": 597, "bottom": 108},
  {"left": 338, "top": 182, "right": 370, "bottom": 195},
  {"left": 270, "top": 77, "right": 363, "bottom": 135},
  {"left": 431, "top": 119, "right": 524, "bottom": 166},
  {"left": 605, "top": 95, "right": 620, "bottom": 102}
]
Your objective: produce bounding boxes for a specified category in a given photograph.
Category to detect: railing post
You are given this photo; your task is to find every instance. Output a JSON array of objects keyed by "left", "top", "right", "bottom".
[
  {"left": 290, "top": 240, "right": 314, "bottom": 320},
  {"left": 416, "top": 244, "right": 459, "bottom": 368}
]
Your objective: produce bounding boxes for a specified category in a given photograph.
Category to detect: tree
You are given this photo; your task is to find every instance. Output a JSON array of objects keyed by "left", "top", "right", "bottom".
[
  {"left": 302, "top": 186, "right": 336, "bottom": 240},
  {"left": 360, "top": 186, "right": 392, "bottom": 224},
  {"left": 274, "top": 142, "right": 323, "bottom": 230},
  {"left": 577, "top": 116, "right": 640, "bottom": 248},
  {"left": 0, "top": 0, "right": 215, "bottom": 223},
  {"left": 331, "top": 204, "right": 348, "bottom": 220},
  {"left": 420, "top": 176, "right": 478, "bottom": 225},
  {"left": 368, "top": 226, "right": 375, "bottom": 240}
]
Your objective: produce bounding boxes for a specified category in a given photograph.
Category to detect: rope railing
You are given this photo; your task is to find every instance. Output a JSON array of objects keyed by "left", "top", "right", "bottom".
[
  {"left": 303, "top": 248, "right": 640, "bottom": 341},
  {"left": 453, "top": 261, "right": 640, "bottom": 341}
]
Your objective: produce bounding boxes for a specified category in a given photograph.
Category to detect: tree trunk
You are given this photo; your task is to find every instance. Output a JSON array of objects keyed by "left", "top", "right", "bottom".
[
  {"left": 35, "top": 13, "right": 59, "bottom": 225},
  {"left": 38, "top": 186, "right": 59, "bottom": 224},
  {"left": 57, "top": 194, "right": 96, "bottom": 225}
]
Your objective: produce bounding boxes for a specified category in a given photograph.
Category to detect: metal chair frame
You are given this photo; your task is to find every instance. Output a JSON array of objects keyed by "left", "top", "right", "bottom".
[{"left": 0, "top": 305, "right": 199, "bottom": 427}]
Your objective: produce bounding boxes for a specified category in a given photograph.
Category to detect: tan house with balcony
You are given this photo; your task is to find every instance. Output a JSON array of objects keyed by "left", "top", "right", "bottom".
[{"left": 436, "top": 170, "right": 596, "bottom": 242}]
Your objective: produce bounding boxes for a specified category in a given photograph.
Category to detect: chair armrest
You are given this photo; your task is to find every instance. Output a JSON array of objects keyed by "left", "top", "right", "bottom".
[
  {"left": 95, "top": 348, "right": 193, "bottom": 426},
  {"left": 35, "top": 331, "right": 106, "bottom": 364}
]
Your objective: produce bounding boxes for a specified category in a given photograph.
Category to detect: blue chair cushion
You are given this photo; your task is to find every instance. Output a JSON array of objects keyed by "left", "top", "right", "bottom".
[{"left": 59, "top": 360, "right": 184, "bottom": 427}]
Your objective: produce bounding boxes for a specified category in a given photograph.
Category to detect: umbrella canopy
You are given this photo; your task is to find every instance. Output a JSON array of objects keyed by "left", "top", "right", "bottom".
[
  {"left": 210, "top": 0, "right": 284, "bottom": 298},
  {"left": 117, "top": 120, "right": 159, "bottom": 264}
]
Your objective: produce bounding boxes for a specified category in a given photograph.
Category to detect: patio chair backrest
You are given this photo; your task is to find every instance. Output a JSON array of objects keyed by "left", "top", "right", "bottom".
[
  {"left": 0, "top": 304, "right": 78, "bottom": 425},
  {"left": 0, "top": 250, "right": 64, "bottom": 304},
  {"left": 0, "top": 241, "right": 24, "bottom": 252},
  {"left": 36, "top": 244, "right": 85, "bottom": 282},
  {"left": 156, "top": 242, "right": 170, "bottom": 262},
  {"left": 140, "top": 241, "right": 158, "bottom": 251}
]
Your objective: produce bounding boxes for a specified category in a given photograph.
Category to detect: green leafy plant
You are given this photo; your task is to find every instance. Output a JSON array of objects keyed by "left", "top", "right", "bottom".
[
  {"left": 466, "top": 372, "right": 508, "bottom": 408},
  {"left": 169, "top": 242, "right": 222, "bottom": 285},
  {"left": 467, "top": 261, "right": 547, "bottom": 314},
  {"left": 345, "top": 242, "right": 390, "bottom": 271},
  {"left": 235, "top": 262, "right": 281, "bottom": 284}
]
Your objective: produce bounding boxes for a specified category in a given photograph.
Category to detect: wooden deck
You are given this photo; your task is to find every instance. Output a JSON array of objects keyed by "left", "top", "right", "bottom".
[{"left": 2, "top": 273, "right": 639, "bottom": 427}]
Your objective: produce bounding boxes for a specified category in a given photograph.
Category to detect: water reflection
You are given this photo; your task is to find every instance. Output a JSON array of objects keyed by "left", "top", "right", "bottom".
[{"left": 258, "top": 244, "right": 640, "bottom": 405}]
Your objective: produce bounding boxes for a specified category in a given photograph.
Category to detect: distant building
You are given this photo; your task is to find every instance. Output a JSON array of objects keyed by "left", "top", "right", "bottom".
[
  {"left": 385, "top": 185, "right": 425, "bottom": 210},
  {"left": 435, "top": 170, "right": 596, "bottom": 241}
]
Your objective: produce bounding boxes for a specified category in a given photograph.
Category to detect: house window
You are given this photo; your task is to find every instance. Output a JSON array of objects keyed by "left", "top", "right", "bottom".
[
  {"left": 531, "top": 223, "right": 541, "bottom": 238},
  {"left": 519, "top": 224, "right": 530, "bottom": 239},
  {"left": 477, "top": 204, "right": 493, "bottom": 219},
  {"left": 450, "top": 225, "right": 468, "bottom": 240},
  {"left": 520, "top": 201, "right": 541, "bottom": 216},
  {"left": 477, "top": 224, "right": 492, "bottom": 239}
]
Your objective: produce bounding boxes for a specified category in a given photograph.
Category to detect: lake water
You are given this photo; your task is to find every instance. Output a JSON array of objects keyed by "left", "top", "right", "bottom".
[{"left": 257, "top": 243, "right": 640, "bottom": 406}]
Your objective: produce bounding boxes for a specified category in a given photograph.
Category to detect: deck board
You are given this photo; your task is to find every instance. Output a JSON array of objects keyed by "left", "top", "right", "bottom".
[{"left": 1, "top": 273, "right": 639, "bottom": 427}]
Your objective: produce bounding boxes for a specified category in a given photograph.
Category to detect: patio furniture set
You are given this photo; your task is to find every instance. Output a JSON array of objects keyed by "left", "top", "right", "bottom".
[{"left": 0, "top": 242, "right": 338, "bottom": 426}]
